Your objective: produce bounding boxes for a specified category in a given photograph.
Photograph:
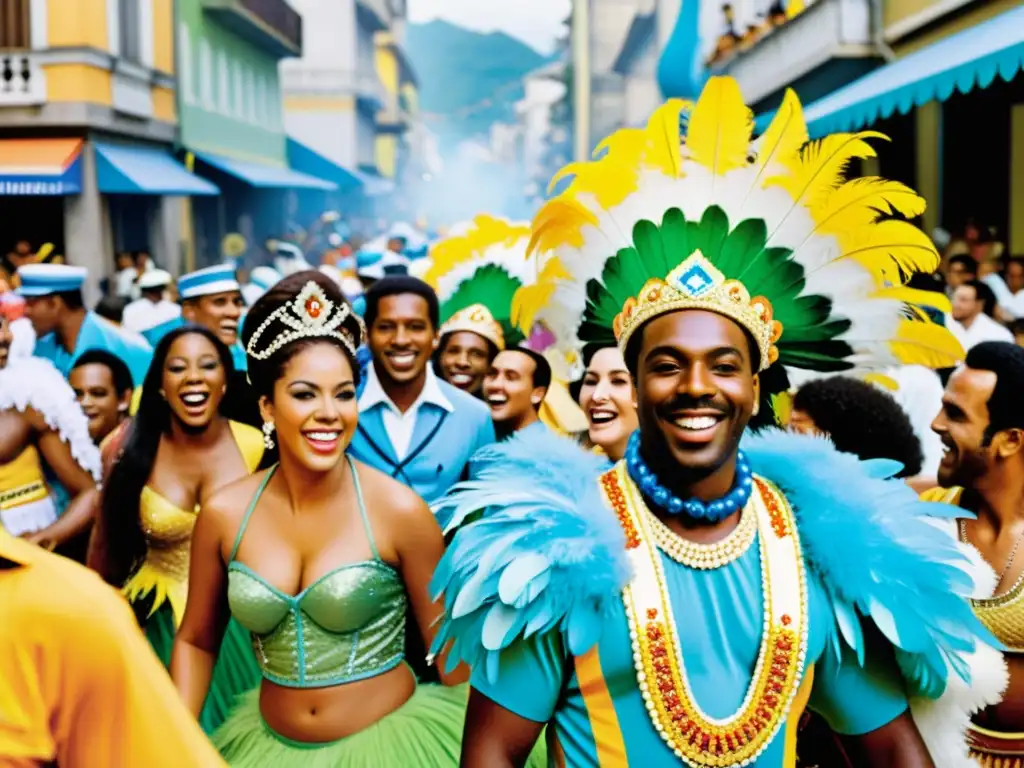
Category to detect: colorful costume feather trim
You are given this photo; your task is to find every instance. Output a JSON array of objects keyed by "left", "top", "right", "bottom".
[{"left": 432, "top": 426, "right": 997, "bottom": 722}]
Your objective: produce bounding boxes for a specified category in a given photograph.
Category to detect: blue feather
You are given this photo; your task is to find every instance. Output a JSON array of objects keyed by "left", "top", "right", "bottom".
[
  {"left": 430, "top": 428, "right": 629, "bottom": 683},
  {"left": 743, "top": 429, "right": 1001, "bottom": 700}
]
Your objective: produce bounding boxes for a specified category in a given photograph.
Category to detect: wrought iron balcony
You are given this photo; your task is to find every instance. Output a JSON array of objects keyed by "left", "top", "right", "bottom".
[
  {"left": 0, "top": 53, "right": 46, "bottom": 106},
  {"left": 202, "top": 0, "right": 302, "bottom": 59}
]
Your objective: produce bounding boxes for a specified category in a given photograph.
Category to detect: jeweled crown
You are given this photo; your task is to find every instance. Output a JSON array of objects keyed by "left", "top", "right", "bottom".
[
  {"left": 613, "top": 251, "right": 782, "bottom": 371},
  {"left": 440, "top": 303, "right": 505, "bottom": 350},
  {"left": 245, "top": 281, "right": 365, "bottom": 361}
]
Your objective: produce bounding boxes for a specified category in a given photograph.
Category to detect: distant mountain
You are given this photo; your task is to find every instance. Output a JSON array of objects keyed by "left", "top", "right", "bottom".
[{"left": 406, "top": 20, "right": 548, "bottom": 137}]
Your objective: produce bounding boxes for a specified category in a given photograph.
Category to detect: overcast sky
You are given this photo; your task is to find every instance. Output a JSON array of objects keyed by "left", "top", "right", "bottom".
[{"left": 408, "top": 0, "right": 571, "bottom": 54}]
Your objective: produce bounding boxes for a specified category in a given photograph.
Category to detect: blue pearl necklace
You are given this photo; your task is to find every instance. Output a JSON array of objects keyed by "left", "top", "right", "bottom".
[{"left": 625, "top": 432, "right": 753, "bottom": 523}]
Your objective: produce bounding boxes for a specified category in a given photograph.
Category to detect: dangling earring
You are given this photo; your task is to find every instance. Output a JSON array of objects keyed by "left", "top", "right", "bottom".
[{"left": 262, "top": 421, "right": 276, "bottom": 450}]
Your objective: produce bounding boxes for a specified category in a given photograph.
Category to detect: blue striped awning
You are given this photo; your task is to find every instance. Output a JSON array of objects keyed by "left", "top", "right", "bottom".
[
  {"left": 193, "top": 150, "right": 337, "bottom": 191},
  {"left": 772, "top": 4, "right": 1024, "bottom": 137},
  {"left": 95, "top": 141, "right": 219, "bottom": 196}
]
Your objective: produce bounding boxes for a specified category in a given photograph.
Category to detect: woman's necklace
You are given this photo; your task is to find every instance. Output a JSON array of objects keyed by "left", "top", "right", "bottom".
[{"left": 625, "top": 432, "right": 753, "bottom": 523}]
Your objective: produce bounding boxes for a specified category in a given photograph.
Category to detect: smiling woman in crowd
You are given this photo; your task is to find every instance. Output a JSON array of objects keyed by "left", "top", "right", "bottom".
[
  {"left": 576, "top": 343, "right": 639, "bottom": 461},
  {"left": 88, "top": 325, "right": 263, "bottom": 734}
]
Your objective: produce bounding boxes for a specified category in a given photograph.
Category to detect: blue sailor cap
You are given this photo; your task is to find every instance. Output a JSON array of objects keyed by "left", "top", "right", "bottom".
[
  {"left": 178, "top": 264, "right": 241, "bottom": 301},
  {"left": 15, "top": 264, "right": 87, "bottom": 297}
]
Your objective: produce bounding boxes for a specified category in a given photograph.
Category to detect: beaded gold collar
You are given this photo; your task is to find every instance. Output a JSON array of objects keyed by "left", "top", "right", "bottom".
[{"left": 600, "top": 463, "right": 809, "bottom": 765}]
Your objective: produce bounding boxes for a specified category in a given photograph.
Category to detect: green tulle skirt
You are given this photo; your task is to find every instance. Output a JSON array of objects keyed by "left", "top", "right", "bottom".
[
  {"left": 213, "top": 683, "right": 549, "bottom": 767},
  {"left": 144, "top": 602, "right": 261, "bottom": 734}
]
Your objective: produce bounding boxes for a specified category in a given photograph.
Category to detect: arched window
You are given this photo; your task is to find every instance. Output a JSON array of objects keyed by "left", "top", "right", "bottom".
[
  {"left": 198, "top": 38, "right": 213, "bottom": 108},
  {"left": 177, "top": 22, "right": 194, "bottom": 105}
]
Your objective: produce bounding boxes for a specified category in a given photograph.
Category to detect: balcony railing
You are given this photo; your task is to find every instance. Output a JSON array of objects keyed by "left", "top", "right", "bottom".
[
  {"left": 0, "top": 52, "right": 46, "bottom": 106},
  {"left": 280, "top": 66, "right": 386, "bottom": 106},
  {"left": 202, "top": 0, "right": 302, "bottom": 59}
]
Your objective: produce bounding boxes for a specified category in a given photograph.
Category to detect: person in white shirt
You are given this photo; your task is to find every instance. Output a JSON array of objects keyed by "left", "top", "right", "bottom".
[
  {"left": 121, "top": 269, "right": 181, "bottom": 334},
  {"left": 947, "top": 279, "right": 1014, "bottom": 351}
]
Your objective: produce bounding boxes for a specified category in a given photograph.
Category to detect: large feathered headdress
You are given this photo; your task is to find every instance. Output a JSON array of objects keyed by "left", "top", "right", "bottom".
[
  {"left": 423, "top": 215, "right": 535, "bottom": 350},
  {"left": 519, "top": 76, "right": 961, "bottom": 416}
]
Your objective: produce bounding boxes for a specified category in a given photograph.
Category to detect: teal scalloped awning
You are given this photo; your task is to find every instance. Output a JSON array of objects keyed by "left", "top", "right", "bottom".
[{"left": 757, "top": 3, "right": 1024, "bottom": 137}]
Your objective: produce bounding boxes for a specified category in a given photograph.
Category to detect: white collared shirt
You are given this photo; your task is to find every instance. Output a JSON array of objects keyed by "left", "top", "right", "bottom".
[
  {"left": 359, "top": 362, "right": 454, "bottom": 460},
  {"left": 947, "top": 312, "right": 1014, "bottom": 351},
  {"left": 122, "top": 297, "right": 181, "bottom": 334}
]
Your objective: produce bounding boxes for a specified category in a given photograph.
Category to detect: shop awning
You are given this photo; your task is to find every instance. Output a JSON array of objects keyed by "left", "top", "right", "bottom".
[
  {"left": 350, "top": 168, "right": 394, "bottom": 197},
  {"left": 193, "top": 150, "right": 337, "bottom": 191},
  {"left": 778, "top": 4, "right": 1024, "bottom": 137},
  {"left": 285, "top": 139, "right": 363, "bottom": 192},
  {"left": 0, "top": 138, "right": 83, "bottom": 195},
  {"left": 95, "top": 141, "right": 220, "bottom": 196}
]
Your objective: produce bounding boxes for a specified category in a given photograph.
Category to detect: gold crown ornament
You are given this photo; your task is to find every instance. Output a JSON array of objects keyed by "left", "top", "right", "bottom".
[
  {"left": 245, "top": 281, "right": 365, "bottom": 361},
  {"left": 613, "top": 251, "right": 782, "bottom": 371},
  {"left": 440, "top": 303, "right": 506, "bottom": 350}
]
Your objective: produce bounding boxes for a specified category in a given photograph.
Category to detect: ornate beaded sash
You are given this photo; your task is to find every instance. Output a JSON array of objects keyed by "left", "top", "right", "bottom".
[{"left": 600, "top": 463, "right": 809, "bottom": 766}]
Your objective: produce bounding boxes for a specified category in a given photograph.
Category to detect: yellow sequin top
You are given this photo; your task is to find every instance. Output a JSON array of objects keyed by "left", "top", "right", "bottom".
[
  {"left": 122, "top": 421, "right": 263, "bottom": 625},
  {"left": 0, "top": 446, "right": 48, "bottom": 512},
  {"left": 922, "top": 485, "right": 1024, "bottom": 652}
]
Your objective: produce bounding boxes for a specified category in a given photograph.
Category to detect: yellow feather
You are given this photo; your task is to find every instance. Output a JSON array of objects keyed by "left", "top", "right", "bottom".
[
  {"left": 864, "top": 373, "right": 899, "bottom": 391},
  {"left": 528, "top": 199, "right": 597, "bottom": 255},
  {"left": 875, "top": 285, "right": 952, "bottom": 314},
  {"left": 768, "top": 131, "right": 887, "bottom": 209},
  {"left": 594, "top": 127, "right": 645, "bottom": 160},
  {"left": 841, "top": 220, "right": 941, "bottom": 279},
  {"left": 684, "top": 76, "right": 753, "bottom": 176},
  {"left": 642, "top": 100, "right": 686, "bottom": 177},
  {"left": 422, "top": 215, "right": 530, "bottom": 287},
  {"left": 810, "top": 177, "right": 926, "bottom": 235},
  {"left": 889, "top": 320, "right": 964, "bottom": 368},
  {"left": 511, "top": 256, "right": 571, "bottom": 331},
  {"left": 753, "top": 89, "right": 807, "bottom": 183}
]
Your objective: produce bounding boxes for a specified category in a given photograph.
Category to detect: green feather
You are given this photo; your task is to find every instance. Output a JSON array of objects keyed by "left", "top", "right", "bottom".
[{"left": 440, "top": 263, "right": 522, "bottom": 327}]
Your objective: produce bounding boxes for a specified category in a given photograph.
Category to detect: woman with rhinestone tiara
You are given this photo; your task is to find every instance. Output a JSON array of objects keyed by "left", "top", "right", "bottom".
[
  {"left": 171, "top": 271, "right": 543, "bottom": 766},
  {"left": 429, "top": 77, "right": 1006, "bottom": 767},
  {"left": 88, "top": 325, "right": 264, "bottom": 733}
]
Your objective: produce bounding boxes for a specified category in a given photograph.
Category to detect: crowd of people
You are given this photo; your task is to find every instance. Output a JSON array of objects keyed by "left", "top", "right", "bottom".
[{"left": 2, "top": 76, "right": 1024, "bottom": 768}]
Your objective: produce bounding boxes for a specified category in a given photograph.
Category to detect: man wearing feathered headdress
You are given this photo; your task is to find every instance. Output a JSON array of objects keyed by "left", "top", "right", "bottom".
[{"left": 429, "top": 77, "right": 1003, "bottom": 767}]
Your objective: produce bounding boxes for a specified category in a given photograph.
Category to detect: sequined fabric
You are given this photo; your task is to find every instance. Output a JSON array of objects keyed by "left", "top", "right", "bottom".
[{"left": 228, "top": 561, "right": 407, "bottom": 687}]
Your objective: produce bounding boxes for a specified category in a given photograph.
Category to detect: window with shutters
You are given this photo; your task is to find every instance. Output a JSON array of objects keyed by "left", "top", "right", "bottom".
[
  {"left": 0, "top": 0, "right": 31, "bottom": 49},
  {"left": 119, "top": 0, "right": 142, "bottom": 62}
]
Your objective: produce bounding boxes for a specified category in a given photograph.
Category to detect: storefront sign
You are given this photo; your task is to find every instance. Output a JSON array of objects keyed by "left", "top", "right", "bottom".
[{"left": 0, "top": 179, "right": 77, "bottom": 195}]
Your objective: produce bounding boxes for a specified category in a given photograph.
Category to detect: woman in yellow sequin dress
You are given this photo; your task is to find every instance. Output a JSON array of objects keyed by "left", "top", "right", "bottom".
[{"left": 88, "top": 325, "right": 263, "bottom": 734}]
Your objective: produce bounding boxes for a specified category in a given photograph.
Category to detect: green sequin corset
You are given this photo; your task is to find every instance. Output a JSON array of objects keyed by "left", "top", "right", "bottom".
[{"left": 225, "top": 461, "right": 408, "bottom": 688}]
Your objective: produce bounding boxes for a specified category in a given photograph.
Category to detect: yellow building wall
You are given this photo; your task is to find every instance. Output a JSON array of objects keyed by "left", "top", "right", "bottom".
[
  {"left": 153, "top": 86, "right": 176, "bottom": 122},
  {"left": 376, "top": 45, "right": 399, "bottom": 97},
  {"left": 284, "top": 96, "right": 356, "bottom": 112},
  {"left": 44, "top": 64, "right": 112, "bottom": 104},
  {"left": 376, "top": 135, "right": 396, "bottom": 178},
  {"left": 153, "top": 0, "right": 175, "bottom": 74},
  {"left": 48, "top": 0, "right": 109, "bottom": 48},
  {"left": 893, "top": 0, "right": 1024, "bottom": 54}
]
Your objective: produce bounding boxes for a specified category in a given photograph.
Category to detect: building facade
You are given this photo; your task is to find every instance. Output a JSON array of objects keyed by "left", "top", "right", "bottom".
[
  {"left": 175, "top": 0, "right": 334, "bottom": 268},
  {"left": 0, "top": 0, "right": 212, "bottom": 300}
]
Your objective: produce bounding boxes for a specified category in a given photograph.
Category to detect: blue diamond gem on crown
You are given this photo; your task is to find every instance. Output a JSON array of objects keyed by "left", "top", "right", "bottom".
[{"left": 666, "top": 251, "right": 724, "bottom": 298}]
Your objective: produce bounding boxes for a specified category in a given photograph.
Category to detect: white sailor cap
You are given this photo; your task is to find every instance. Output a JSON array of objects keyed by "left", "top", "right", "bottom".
[
  {"left": 138, "top": 269, "right": 173, "bottom": 290},
  {"left": 250, "top": 266, "right": 282, "bottom": 292},
  {"left": 178, "top": 264, "right": 241, "bottom": 301},
  {"left": 15, "top": 264, "right": 87, "bottom": 297}
]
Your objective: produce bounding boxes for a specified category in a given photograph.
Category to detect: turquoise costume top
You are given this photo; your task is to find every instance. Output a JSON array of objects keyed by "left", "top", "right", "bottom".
[
  {"left": 227, "top": 461, "right": 407, "bottom": 688},
  {"left": 431, "top": 427, "right": 999, "bottom": 767},
  {"left": 349, "top": 363, "right": 495, "bottom": 505},
  {"left": 34, "top": 311, "right": 152, "bottom": 387}
]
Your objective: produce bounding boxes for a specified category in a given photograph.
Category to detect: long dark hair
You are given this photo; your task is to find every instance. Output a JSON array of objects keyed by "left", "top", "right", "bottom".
[{"left": 96, "top": 325, "right": 234, "bottom": 587}]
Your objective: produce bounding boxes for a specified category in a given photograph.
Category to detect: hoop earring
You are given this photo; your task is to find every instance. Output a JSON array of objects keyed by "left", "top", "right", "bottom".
[{"left": 262, "top": 421, "right": 276, "bottom": 450}]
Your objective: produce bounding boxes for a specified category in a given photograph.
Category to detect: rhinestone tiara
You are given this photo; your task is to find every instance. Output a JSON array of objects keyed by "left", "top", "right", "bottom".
[
  {"left": 440, "top": 303, "right": 505, "bottom": 350},
  {"left": 613, "top": 251, "right": 782, "bottom": 371},
  {"left": 245, "top": 281, "right": 365, "bottom": 361}
]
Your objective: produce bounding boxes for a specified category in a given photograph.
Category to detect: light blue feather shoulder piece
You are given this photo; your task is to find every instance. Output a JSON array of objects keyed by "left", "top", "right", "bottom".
[
  {"left": 430, "top": 428, "right": 628, "bottom": 683},
  {"left": 743, "top": 428, "right": 998, "bottom": 700}
]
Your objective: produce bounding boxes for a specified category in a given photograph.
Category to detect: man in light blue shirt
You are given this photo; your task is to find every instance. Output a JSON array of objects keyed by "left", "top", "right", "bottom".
[
  {"left": 17, "top": 264, "right": 152, "bottom": 387},
  {"left": 349, "top": 276, "right": 494, "bottom": 505},
  {"left": 481, "top": 347, "right": 551, "bottom": 442},
  {"left": 142, "top": 263, "right": 248, "bottom": 373}
]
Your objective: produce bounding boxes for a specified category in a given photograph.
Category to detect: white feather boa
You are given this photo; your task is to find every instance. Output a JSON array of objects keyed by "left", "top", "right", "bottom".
[
  {"left": 0, "top": 356, "right": 102, "bottom": 483},
  {"left": 910, "top": 520, "right": 1008, "bottom": 767}
]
